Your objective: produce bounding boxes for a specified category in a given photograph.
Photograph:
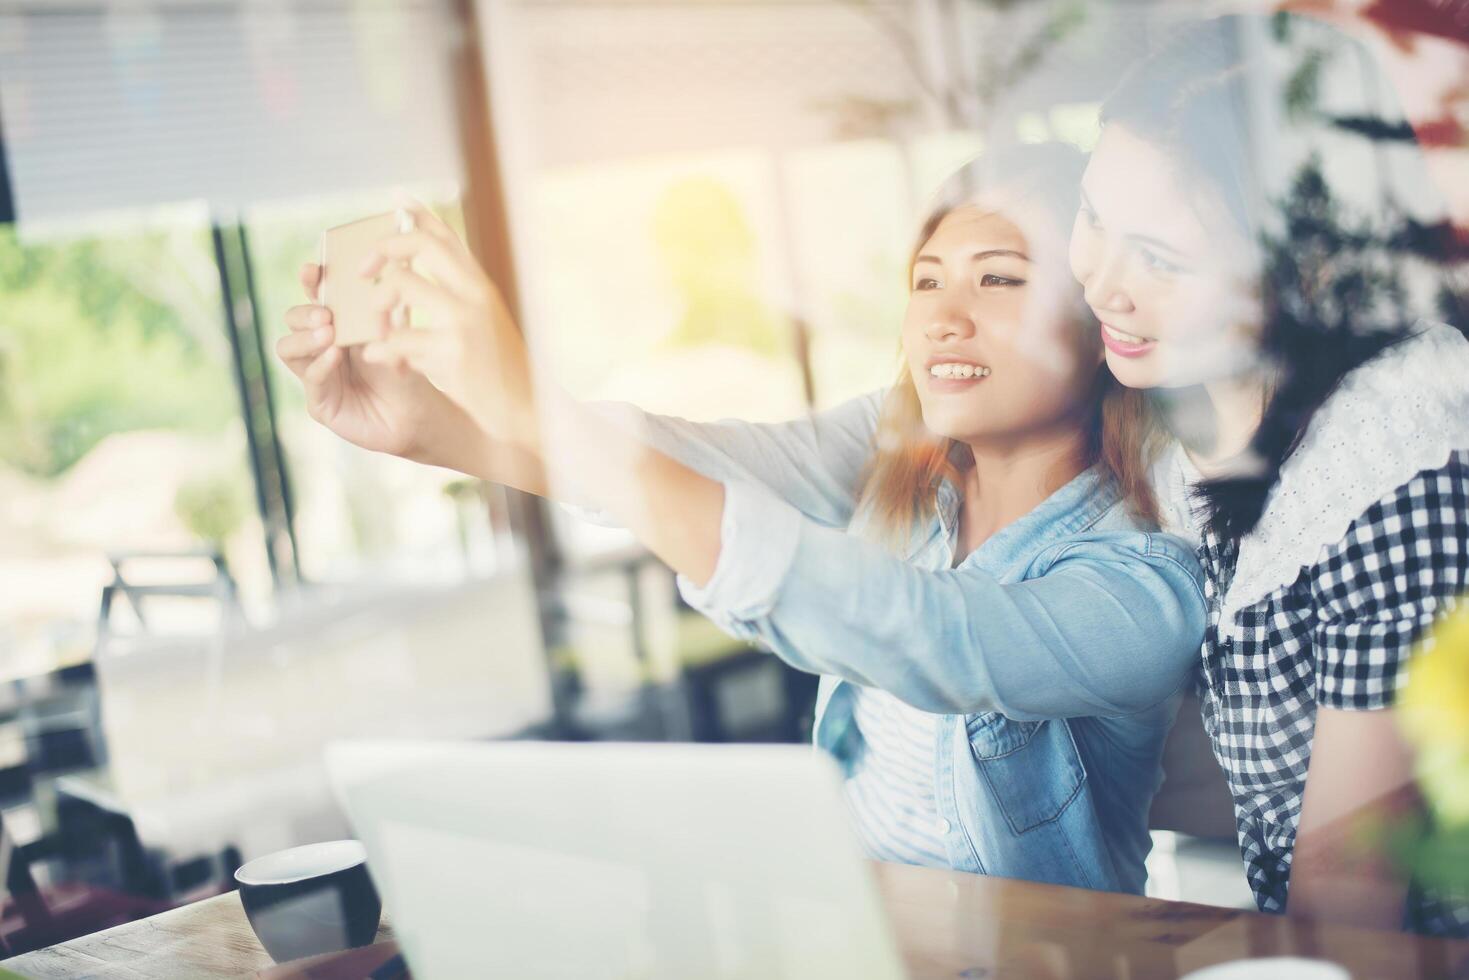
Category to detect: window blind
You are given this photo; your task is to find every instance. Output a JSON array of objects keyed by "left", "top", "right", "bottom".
[{"left": 0, "top": 1, "right": 464, "bottom": 226}]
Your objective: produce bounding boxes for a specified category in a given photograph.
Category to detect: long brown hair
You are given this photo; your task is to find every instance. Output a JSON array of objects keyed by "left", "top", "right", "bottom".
[{"left": 855, "top": 142, "right": 1162, "bottom": 547}]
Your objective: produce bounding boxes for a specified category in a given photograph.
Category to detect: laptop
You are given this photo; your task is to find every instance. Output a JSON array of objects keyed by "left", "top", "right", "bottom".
[{"left": 325, "top": 739, "right": 908, "bottom": 979}]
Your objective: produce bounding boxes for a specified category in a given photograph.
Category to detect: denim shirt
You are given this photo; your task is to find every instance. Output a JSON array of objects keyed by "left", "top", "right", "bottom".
[{"left": 601, "top": 391, "right": 1208, "bottom": 894}]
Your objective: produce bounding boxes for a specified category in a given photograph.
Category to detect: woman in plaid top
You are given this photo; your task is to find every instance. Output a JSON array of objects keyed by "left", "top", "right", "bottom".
[{"left": 1069, "top": 15, "right": 1469, "bottom": 934}]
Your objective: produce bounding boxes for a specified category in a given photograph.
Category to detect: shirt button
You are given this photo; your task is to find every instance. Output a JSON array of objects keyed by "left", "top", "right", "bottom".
[{"left": 938, "top": 818, "right": 952, "bottom": 834}]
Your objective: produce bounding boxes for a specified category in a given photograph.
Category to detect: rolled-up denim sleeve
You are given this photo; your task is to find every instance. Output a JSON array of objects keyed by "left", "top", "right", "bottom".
[
  {"left": 677, "top": 480, "right": 804, "bottom": 642},
  {"left": 684, "top": 496, "right": 1208, "bottom": 720}
]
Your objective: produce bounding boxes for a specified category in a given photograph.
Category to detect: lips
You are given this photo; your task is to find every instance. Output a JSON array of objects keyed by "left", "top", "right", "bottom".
[{"left": 1099, "top": 322, "right": 1157, "bottom": 359}]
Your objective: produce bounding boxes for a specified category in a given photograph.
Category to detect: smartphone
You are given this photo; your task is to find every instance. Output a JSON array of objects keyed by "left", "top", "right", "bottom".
[{"left": 318, "top": 209, "right": 415, "bottom": 347}]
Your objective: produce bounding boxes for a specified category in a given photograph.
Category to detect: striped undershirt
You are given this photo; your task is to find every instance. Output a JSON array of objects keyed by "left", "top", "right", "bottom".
[{"left": 841, "top": 685, "right": 951, "bottom": 869}]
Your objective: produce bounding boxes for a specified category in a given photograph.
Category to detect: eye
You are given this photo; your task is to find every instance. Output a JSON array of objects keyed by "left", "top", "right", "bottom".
[
  {"left": 1079, "top": 205, "right": 1101, "bottom": 230},
  {"left": 979, "top": 274, "right": 1025, "bottom": 287},
  {"left": 1137, "top": 248, "right": 1183, "bottom": 275},
  {"left": 912, "top": 277, "right": 941, "bottom": 291}
]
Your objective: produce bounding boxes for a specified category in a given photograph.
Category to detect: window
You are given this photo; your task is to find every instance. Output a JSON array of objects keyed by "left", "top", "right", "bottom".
[{"left": 0, "top": 210, "right": 259, "bottom": 671}]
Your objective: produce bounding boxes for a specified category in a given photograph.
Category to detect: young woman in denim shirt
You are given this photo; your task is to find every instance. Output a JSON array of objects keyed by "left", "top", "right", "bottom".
[{"left": 277, "top": 142, "right": 1207, "bottom": 894}]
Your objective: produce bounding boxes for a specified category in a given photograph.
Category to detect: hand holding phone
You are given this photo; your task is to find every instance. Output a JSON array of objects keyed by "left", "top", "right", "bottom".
[{"left": 318, "top": 209, "right": 415, "bottom": 347}]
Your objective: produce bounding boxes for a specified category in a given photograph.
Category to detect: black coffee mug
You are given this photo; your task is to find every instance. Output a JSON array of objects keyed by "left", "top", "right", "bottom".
[{"left": 235, "top": 839, "right": 382, "bottom": 964}]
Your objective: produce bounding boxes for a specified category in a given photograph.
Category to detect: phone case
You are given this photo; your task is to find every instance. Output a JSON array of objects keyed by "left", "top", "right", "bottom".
[{"left": 319, "top": 209, "right": 415, "bottom": 347}]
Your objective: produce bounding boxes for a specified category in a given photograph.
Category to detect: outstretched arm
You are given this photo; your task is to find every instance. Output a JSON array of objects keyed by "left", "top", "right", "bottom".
[
  {"left": 349, "top": 203, "right": 758, "bottom": 585},
  {"left": 586, "top": 394, "right": 882, "bottom": 529},
  {"left": 678, "top": 479, "right": 1207, "bottom": 718},
  {"left": 339, "top": 204, "right": 883, "bottom": 527},
  {"left": 351, "top": 205, "right": 1206, "bottom": 716}
]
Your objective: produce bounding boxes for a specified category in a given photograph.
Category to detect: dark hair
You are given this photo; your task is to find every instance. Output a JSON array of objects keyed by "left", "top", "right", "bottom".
[{"left": 1101, "top": 14, "right": 1431, "bottom": 543}]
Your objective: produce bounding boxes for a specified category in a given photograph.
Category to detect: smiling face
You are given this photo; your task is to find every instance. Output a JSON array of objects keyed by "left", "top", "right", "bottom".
[
  {"left": 1068, "top": 124, "right": 1266, "bottom": 390},
  {"left": 902, "top": 204, "right": 1101, "bottom": 446}
]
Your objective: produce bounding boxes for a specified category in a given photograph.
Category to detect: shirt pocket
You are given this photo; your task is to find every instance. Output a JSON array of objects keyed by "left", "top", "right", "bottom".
[{"left": 966, "top": 713, "right": 1087, "bottom": 835}]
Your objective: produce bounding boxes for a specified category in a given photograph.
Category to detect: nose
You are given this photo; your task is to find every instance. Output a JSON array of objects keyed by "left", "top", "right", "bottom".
[
  {"left": 924, "top": 300, "right": 977, "bottom": 344},
  {"left": 1082, "top": 243, "right": 1132, "bottom": 315}
]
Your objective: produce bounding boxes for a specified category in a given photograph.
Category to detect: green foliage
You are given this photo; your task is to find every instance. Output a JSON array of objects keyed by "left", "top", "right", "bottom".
[
  {"left": 442, "top": 477, "right": 484, "bottom": 503},
  {"left": 1261, "top": 156, "right": 1424, "bottom": 334},
  {"left": 1270, "top": 9, "right": 1293, "bottom": 42},
  {"left": 974, "top": 0, "right": 1087, "bottom": 113},
  {"left": 651, "top": 178, "right": 786, "bottom": 358},
  {"left": 832, "top": 250, "right": 910, "bottom": 343},
  {"left": 1399, "top": 820, "right": 1469, "bottom": 894},
  {"left": 174, "top": 470, "right": 250, "bottom": 545},
  {"left": 0, "top": 226, "right": 236, "bottom": 477},
  {"left": 0, "top": 230, "right": 181, "bottom": 339},
  {"left": 1438, "top": 277, "right": 1469, "bottom": 330},
  {"left": 1284, "top": 47, "right": 1329, "bottom": 121},
  {"left": 842, "top": 0, "right": 1087, "bottom": 133}
]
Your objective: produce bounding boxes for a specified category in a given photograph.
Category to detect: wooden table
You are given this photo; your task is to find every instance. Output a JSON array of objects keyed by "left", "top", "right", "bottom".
[{"left": 7, "top": 862, "right": 1469, "bottom": 979}]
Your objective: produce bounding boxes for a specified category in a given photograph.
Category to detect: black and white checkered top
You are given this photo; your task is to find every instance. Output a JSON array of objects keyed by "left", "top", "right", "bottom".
[
  {"left": 1157, "top": 324, "right": 1469, "bottom": 937},
  {"left": 1196, "top": 452, "right": 1469, "bottom": 935}
]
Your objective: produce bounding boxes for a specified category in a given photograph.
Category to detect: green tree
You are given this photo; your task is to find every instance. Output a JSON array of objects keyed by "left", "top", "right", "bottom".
[
  {"left": 651, "top": 178, "right": 786, "bottom": 358},
  {"left": 174, "top": 470, "right": 250, "bottom": 547},
  {"left": 0, "top": 225, "right": 236, "bottom": 477}
]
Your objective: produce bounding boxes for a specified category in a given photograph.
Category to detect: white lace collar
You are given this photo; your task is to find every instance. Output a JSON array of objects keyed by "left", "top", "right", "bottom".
[{"left": 1202, "top": 322, "right": 1469, "bottom": 623}]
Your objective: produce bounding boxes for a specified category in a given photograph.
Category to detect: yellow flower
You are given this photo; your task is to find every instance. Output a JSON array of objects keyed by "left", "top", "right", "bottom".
[
  {"left": 1400, "top": 603, "right": 1469, "bottom": 825},
  {"left": 1418, "top": 745, "right": 1469, "bottom": 826}
]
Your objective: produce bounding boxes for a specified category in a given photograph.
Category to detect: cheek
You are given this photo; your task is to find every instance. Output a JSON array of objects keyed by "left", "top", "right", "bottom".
[
  {"left": 1066, "top": 220, "right": 1093, "bottom": 286},
  {"left": 1028, "top": 343, "right": 1091, "bottom": 398},
  {"left": 1009, "top": 294, "right": 1089, "bottom": 377},
  {"left": 1157, "top": 280, "right": 1236, "bottom": 342},
  {"left": 1117, "top": 272, "right": 1181, "bottom": 330},
  {"left": 899, "top": 311, "right": 934, "bottom": 396},
  {"left": 1005, "top": 319, "right": 1102, "bottom": 412}
]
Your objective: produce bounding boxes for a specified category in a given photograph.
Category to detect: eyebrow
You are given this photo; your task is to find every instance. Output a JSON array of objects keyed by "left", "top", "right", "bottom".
[
  {"left": 913, "top": 248, "right": 1030, "bottom": 266},
  {"left": 1079, "top": 187, "right": 1190, "bottom": 260}
]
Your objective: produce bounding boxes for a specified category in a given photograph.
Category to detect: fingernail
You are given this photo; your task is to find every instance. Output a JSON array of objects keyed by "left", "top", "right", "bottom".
[{"left": 313, "top": 327, "right": 332, "bottom": 343}]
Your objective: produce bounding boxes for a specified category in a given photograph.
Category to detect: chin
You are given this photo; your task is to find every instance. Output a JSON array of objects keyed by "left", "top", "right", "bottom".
[
  {"left": 1102, "top": 351, "right": 1164, "bottom": 390},
  {"left": 918, "top": 409, "right": 979, "bottom": 443}
]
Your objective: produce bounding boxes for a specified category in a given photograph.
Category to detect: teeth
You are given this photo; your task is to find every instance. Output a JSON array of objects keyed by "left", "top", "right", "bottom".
[
  {"left": 1104, "top": 324, "right": 1151, "bottom": 345},
  {"left": 929, "top": 363, "right": 990, "bottom": 379}
]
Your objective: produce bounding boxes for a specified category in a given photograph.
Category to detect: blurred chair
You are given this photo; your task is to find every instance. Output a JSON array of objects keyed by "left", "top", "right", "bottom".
[
  {"left": 1147, "top": 691, "right": 1238, "bottom": 841},
  {"left": 1144, "top": 691, "right": 1253, "bottom": 906},
  {"left": 0, "top": 808, "right": 167, "bottom": 957},
  {"left": 12, "top": 662, "right": 104, "bottom": 774},
  {"left": 555, "top": 550, "right": 818, "bottom": 744},
  {"left": 673, "top": 613, "right": 817, "bottom": 744},
  {"left": 95, "top": 549, "right": 241, "bottom": 658},
  {"left": 0, "top": 653, "right": 240, "bottom": 956}
]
